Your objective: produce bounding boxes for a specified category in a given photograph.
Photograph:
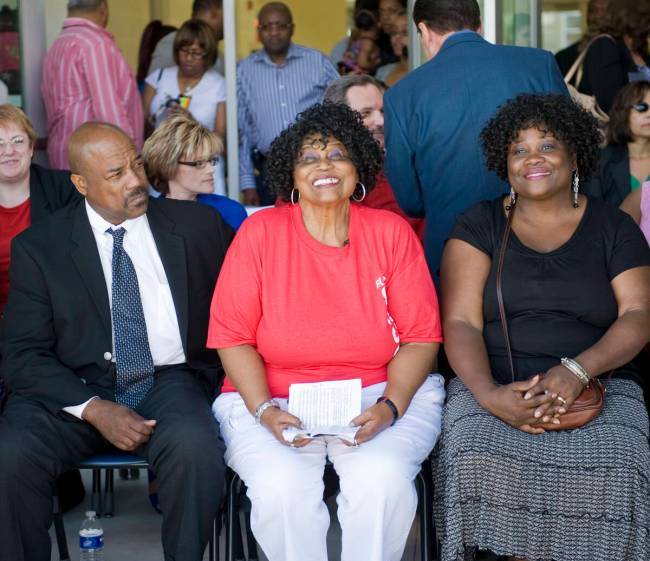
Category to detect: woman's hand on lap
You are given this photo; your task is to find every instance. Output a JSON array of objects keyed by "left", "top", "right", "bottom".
[
  {"left": 351, "top": 403, "right": 396, "bottom": 444},
  {"left": 524, "top": 366, "right": 584, "bottom": 423},
  {"left": 260, "top": 407, "right": 311, "bottom": 448},
  {"left": 479, "top": 376, "right": 554, "bottom": 434}
]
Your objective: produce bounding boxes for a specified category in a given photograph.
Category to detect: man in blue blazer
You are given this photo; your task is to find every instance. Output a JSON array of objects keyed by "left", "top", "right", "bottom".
[{"left": 384, "top": 0, "right": 568, "bottom": 282}]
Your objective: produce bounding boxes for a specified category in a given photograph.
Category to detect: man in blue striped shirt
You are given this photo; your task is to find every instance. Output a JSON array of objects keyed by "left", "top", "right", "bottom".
[{"left": 237, "top": 2, "right": 340, "bottom": 205}]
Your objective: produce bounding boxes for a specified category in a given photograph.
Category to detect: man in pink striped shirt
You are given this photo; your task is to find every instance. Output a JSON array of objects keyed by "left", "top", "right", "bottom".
[{"left": 42, "top": 0, "right": 143, "bottom": 169}]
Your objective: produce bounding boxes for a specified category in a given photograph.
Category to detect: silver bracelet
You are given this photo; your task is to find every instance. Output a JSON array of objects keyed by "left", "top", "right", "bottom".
[
  {"left": 560, "top": 357, "right": 590, "bottom": 386},
  {"left": 254, "top": 399, "right": 280, "bottom": 424}
]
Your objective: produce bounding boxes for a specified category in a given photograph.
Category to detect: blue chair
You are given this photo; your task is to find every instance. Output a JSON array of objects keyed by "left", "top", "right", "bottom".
[{"left": 53, "top": 453, "right": 220, "bottom": 561}]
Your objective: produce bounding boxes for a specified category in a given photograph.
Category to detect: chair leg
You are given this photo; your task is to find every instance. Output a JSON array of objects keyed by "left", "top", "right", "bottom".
[
  {"left": 53, "top": 493, "right": 71, "bottom": 561},
  {"left": 91, "top": 468, "right": 102, "bottom": 515},
  {"left": 104, "top": 468, "right": 115, "bottom": 517},
  {"left": 225, "top": 472, "right": 239, "bottom": 561},
  {"left": 243, "top": 505, "right": 258, "bottom": 561}
]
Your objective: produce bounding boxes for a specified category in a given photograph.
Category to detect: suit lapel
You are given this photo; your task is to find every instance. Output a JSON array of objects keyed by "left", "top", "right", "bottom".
[
  {"left": 70, "top": 202, "right": 112, "bottom": 336},
  {"left": 146, "top": 200, "right": 189, "bottom": 352}
]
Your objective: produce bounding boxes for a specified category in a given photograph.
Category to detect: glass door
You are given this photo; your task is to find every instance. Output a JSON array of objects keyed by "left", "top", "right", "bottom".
[{"left": 0, "top": 0, "right": 21, "bottom": 106}]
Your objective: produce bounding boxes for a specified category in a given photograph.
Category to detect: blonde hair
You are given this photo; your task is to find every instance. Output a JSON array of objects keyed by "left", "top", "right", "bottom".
[
  {"left": 142, "top": 113, "right": 223, "bottom": 194},
  {"left": 0, "top": 104, "right": 37, "bottom": 146}
]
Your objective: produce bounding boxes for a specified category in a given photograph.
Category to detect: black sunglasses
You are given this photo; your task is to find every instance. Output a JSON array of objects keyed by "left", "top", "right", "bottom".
[{"left": 632, "top": 102, "right": 649, "bottom": 113}]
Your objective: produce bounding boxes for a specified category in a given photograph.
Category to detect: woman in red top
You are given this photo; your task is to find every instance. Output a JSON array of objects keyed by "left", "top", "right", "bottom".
[
  {"left": 0, "top": 104, "right": 79, "bottom": 317},
  {"left": 0, "top": 104, "right": 81, "bottom": 509},
  {"left": 209, "top": 103, "right": 445, "bottom": 561}
]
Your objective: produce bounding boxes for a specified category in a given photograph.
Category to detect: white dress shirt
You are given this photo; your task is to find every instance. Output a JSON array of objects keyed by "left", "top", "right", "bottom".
[{"left": 63, "top": 201, "right": 186, "bottom": 418}]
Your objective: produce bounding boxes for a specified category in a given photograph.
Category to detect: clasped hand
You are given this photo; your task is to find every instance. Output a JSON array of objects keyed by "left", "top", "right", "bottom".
[{"left": 482, "top": 367, "right": 584, "bottom": 434}]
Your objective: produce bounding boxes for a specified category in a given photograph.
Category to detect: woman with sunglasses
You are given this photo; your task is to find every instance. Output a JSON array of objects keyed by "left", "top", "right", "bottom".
[
  {"left": 143, "top": 113, "right": 246, "bottom": 232},
  {"left": 142, "top": 19, "right": 226, "bottom": 193},
  {"left": 587, "top": 80, "right": 650, "bottom": 205}
]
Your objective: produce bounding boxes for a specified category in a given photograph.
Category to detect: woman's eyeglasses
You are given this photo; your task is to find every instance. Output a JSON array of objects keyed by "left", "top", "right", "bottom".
[
  {"left": 0, "top": 136, "right": 27, "bottom": 151},
  {"left": 632, "top": 102, "right": 649, "bottom": 113},
  {"left": 178, "top": 157, "right": 220, "bottom": 169},
  {"left": 179, "top": 47, "right": 206, "bottom": 59}
]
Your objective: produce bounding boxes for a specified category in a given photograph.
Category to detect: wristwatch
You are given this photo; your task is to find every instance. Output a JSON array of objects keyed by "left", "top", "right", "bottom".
[
  {"left": 254, "top": 399, "right": 280, "bottom": 424},
  {"left": 376, "top": 396, "right": 399, "bottom": 426}
]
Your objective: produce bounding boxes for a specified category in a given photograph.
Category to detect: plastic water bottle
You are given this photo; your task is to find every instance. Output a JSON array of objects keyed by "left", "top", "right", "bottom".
[{"left": 79, "top": 511, "right": 104, "bottom": 561}]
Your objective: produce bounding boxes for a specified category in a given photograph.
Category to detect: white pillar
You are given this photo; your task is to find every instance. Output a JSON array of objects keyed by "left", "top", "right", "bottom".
[
  {"left": 223, "top": 0, "right": 239, "bottom": 200},
  {"left": 19, "top": 0, "right": 47, "bottom": 138}
]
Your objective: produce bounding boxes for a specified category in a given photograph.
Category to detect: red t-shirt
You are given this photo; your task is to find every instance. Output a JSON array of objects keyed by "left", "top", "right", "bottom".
[
  {"left": 207, "top": 203, "right": 442, "bottom": 398},
  {"left": 0, "top": 198, "right": 31, "bottom": 313}
]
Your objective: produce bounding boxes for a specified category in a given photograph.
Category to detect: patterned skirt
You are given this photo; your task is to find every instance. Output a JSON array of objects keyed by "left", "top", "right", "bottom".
[{"left": 433, "top": 377, "right": 650, "bottom": 561}]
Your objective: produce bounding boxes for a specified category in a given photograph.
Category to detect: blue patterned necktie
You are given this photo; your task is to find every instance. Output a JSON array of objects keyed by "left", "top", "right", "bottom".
[{"left": 107, "top": 227, "right": 155, "bottom": 408}]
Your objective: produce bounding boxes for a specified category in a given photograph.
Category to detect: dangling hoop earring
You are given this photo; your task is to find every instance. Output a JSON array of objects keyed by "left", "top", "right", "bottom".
[
  {"left": 572, "top": 170, "right": 580, "bottom": 208},
  {"left": 352, "top": 182, "right": 366, "bottom": 202},
  {"left": 290, "top": 188, "right": 300, "bottom": 205},
  {"left": 505, "top": 187, "right": 517, "bottom": 210}
]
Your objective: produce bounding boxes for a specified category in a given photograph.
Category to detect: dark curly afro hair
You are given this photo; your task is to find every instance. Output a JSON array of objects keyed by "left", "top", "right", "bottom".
[
  {"left": 480, "top": 93, "right": 601, "bottom": 183},
  {"left": 266, "top": 102, "right": 384, "bottom": 202}
]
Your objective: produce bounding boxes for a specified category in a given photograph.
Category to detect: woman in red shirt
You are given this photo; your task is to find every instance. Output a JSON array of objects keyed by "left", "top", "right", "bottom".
[
  {"left": 0, "top": 104, "right": 81, "bottom": 509},
  {"left": 209, "top": 103, "right": 445, "bottom": 561},
  {"left": 0, "top": 104, "right": 79, "bottom": 316}
]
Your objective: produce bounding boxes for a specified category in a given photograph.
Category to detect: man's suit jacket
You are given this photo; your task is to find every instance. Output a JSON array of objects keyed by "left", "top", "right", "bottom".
[
  {"left": 0, "top": 197, "right": 232, "bottom": 413},
  {"left": 583, "top": 144, "right": 631, "bottom": 207},
  {"left": 384, "top": 32, "right": 568, "bottom": 279}
]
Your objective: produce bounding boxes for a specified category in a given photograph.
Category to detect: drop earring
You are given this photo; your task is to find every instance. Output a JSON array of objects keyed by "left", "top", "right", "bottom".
[
  {"left": 572, "top": 171, "right": 579, "bottom": 208},
  {"left": 506, "top": 187, "right": 517, "bottom": 210}
]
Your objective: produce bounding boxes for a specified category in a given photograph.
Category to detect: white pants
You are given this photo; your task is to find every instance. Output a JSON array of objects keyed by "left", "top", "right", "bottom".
[{"left": 212, "top": 375, "right": 445, "bottom": 561}]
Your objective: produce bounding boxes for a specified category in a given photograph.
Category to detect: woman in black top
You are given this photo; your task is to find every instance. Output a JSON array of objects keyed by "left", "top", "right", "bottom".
[
  {"left": 435, "top": 94, "right": 650, "bottom": 561},
  {"left": 579, "top": 0, "right": 650, "bottom": 114}
]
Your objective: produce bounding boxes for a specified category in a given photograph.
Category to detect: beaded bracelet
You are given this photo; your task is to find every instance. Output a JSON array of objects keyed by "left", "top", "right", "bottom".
[{"left": 560, "top": 357, "right": 590, "bottom": 386}]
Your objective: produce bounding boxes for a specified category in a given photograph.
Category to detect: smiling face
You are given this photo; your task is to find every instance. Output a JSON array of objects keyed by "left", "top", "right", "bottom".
[
  {"left": 293, "top": 136, "right": 358, "bottom": 207},
  {"left": 0, "top": 123, "right": 33, "bottom": 184},
  {"left": 629, "top": 89, "right": 650, "bottom": 141},
  {"left": 345, "top": 84, "right": 385, "bottom": 148},
  {"left": 71, "top": 130, "right": 149, "bottom": 225},
  {"left": 507, "top": 127, "right": 575, "bottom": 203},
  {"left": 390, "top": 13, "right": 409, "bottom": 58}
]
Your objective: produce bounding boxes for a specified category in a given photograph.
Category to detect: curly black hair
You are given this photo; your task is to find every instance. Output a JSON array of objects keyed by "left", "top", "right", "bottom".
[
  {"left": 266, "top": 102, "right": 384, "bottom": 202},
  {"left": 480, "top": 93, "right": 601, "bottom": 183}
]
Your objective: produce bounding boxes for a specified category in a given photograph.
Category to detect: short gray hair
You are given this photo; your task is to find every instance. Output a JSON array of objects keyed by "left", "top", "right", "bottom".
[
  {"left": 68, "top": 0, "right": 103, "bottom": 10},
  {"left": 323, "top": 75, "right": 386, "bottom": 106}
]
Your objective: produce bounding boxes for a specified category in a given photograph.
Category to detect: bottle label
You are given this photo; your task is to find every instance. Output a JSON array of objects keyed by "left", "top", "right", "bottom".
[{"left": 80, "top": 535, "right": 104, "bottom": 549}]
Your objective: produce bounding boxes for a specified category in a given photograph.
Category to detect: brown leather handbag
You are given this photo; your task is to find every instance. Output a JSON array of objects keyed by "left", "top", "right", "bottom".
[{"left": 496, "top": 202, "right": 605, "bottom": 431}]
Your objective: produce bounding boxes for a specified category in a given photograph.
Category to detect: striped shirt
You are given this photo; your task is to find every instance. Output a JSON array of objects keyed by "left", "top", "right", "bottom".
[
  {"left": 237, "top": 43, "right": 339, "bottom": 190},
  {"left": 42, "top": 18, "right": 143, "bottom": 169}
]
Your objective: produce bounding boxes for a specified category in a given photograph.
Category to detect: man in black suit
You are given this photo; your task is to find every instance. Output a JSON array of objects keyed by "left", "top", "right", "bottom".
[{"left": 0, "top": 122, "right": 231, "bottom": 561}]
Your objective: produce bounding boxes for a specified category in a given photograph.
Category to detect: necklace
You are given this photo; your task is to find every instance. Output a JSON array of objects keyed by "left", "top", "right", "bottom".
[{"left": 179, "top": 76, "right": 200, "bottom": 93}]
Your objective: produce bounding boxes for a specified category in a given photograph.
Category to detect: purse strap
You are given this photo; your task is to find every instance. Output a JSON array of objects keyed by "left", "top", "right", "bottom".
[
  {"left": 564, "top": 34, "right": 614, "bottom": 85},
  {"left": 496, "top": 202, "right": 516, "bottom": 384}
]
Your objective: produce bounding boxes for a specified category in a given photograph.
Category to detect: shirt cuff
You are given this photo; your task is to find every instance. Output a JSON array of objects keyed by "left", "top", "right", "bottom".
[{"left": 63, "top": 396, "right": 100, "bottom": 420}]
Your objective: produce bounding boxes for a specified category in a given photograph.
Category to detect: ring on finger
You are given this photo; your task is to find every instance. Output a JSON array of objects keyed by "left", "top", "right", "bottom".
[
  {"left": 556, "top": 395, "right": 567, "bottom": 404},
  {"left": 353, "top": 438, "right": 359, "bottom": 448}
]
